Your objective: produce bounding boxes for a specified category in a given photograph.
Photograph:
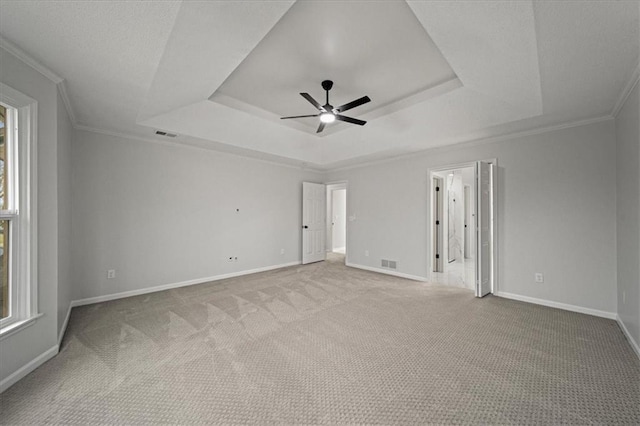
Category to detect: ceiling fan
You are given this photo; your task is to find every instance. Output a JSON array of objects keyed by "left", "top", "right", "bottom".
[{"left": 281, "top": 80, "right": 371, "bottom": 133}]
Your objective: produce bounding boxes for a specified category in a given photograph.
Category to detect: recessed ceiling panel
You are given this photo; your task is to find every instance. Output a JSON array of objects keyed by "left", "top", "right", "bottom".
[{"left": 209, "top": 0, "right": 458, "bottom": 135}]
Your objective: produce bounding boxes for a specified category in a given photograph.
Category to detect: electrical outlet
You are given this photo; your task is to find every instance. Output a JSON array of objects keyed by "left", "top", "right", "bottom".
[
  {"left": 107, "top": 269, "right": 116, "bottom": 279},
  {"left": 280, "top": 248, "right": 285, "bottom": 255},
  {"left": 535, "top": 273, "right": 544, "bottom": 283},
  {"left": 365, "top": 250, "right": 369, "bottom": 257}
]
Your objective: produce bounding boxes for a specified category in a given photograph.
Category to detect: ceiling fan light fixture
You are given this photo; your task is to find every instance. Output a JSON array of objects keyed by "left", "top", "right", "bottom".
[
  {"left": 320, "top": 112, "right": 335, "bottom": 123},
  {"left": 281, "top": 81, "right": 370, "bottom": 133}
]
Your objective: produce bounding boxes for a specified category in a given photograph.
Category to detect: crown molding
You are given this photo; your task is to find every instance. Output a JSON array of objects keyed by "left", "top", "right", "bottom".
[
  {"left": 327, "top": 114, "right": 614, "bottom": 173},
  {"left": 57, "top": 81, "right": 77, "bottom": 126},
  {"left": 0, "top": 36, "right": 78, "bottom": 126},
  {"left": 0, "top": 36, "right": 62, "bottom": 83},
  {"left": 74, "top": 124, "right": 325, "bottom": 173},
  {"left": 612, "top": 62, "right": 639, "bottom": 117}
]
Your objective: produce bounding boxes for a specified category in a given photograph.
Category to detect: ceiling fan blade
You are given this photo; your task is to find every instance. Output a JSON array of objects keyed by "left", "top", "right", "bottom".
[
  {"left": 335, "top": 115, "right": 366, "bottom": 126},
  {"left": 316, "top": 122, "right": 326, "bottom": 133},
  {"left": 335, "top": 96, "right": 371, "bottom": 113},
  {"left": 280, "top": 114, "right": 319, "bottom": 120},
  {"left": 300, "top": 93, "right": 323, "bottom": 111}
]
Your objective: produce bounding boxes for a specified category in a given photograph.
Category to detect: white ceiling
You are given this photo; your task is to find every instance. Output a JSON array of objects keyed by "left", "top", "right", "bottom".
[
  {"left": 209, "top": 0, "right": 458, "bottom": 136},
  {"left": 0, "top": 1, "right": 637, "bottom": 170}
]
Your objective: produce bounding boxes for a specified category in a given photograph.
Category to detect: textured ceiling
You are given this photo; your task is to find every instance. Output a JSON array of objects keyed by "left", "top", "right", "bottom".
[{"left": 0, "top": 1, "right": 637, "bottom": 170}]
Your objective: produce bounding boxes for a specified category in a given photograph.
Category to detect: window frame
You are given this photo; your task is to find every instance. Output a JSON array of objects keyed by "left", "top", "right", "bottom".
[{"left": 0, "top": 82, "right": 38, "bottom": 338}]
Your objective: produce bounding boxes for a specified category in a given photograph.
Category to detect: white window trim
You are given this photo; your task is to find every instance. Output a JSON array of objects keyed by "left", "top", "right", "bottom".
[{"left": 0, "top": 82, "right": 38, "bottom": 337}]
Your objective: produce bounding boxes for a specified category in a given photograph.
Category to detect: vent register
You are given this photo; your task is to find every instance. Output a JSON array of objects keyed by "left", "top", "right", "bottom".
[
  {"left": 381, "top": 259, "right": 397, "bottom": 269},
  {"left": 155, "top": 130, "right": 178, "bottom": 138}
]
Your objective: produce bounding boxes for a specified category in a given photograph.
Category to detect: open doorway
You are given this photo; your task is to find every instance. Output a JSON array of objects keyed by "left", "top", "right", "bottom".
[
  {"left": 326, "top": 182, "right": 347, "bottom": 264},
  {"left": 431, "top": 167, "right": 476, "bottom": 290},
  {"left": 429, "top": 160, "right": 496, "bottom": 297}
]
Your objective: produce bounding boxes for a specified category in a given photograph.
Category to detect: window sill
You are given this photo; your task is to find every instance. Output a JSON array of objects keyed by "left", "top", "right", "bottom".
[{"left": 0, "top": 313, "right": 44, "bottom": 341}]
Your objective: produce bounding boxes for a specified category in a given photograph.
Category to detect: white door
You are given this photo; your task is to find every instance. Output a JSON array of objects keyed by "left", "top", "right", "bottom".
[
  {"left": 302, "top": 182, "right": 326, "bottom": 264},
  {"left": 433, "top": 176, "right": 444, "bottom": 272},
  {"left": 476, "top": 161, "right": 493, "bottom": 297}
]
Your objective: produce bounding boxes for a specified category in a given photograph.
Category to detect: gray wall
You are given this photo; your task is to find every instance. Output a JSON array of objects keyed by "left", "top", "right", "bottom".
[
  {"left": 71, "top": 129, "right": 323, "bottom": 300},
  {"left": 615, "top": 81, "right": 640, "bottom": 349},
  {"left": 57, "top": 90, "right": 72, "bottom": 342},
  {"left": 0, "top": 47, "right": 60, "bottom": 382},
  {"left": 327, "top": 120, "right": 617, "bottom": 314}
]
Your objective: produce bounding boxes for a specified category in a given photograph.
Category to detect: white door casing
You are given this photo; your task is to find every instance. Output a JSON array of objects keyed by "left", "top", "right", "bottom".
[
  {"left": 302, "top": 182, "right": 326, "bottom": 264},
  {"left": 476, "top": 161, "right": 493, "bottom": 297}
]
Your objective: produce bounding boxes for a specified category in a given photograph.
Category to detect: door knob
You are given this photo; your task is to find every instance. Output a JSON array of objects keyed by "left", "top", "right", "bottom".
[{"left": 303, "top": 225, "right": 308, "bottom": 229}]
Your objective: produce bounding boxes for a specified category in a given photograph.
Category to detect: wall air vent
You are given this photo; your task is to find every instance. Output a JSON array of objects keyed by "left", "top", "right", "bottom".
[
  {"left": 155, "top": 130, "right": 178, "bottom": 138},
  {"left": 381, "top": 259, "right": 397, "bottom": 269}
]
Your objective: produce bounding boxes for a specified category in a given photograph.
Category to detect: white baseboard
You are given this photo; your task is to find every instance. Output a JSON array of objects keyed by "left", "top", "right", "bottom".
[
  {"left": 346, "top": 262, "right": 427, "bottom": 282},
  {"left": 71, "top": 261, "right": 302, "bottom": 307},
  {"left": 58, "top": 303, "right": 73, "bottom": 347},
  {"left": 616, "top": 315, "right": 640, "bottom": 360},
  {"left": 0, "top": 345, "right": 58, "bottom": 393},
  {"left": 495, "top": 291, "right": 616, "bottom": 320}
]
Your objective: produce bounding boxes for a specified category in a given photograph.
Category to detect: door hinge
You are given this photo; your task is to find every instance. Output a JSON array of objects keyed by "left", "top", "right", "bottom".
[
  {"left": 436, "top": 220, "right": 440, "bottom": 225},
  {"left": 436, "top": 254, "right": 440, "bottom": 259},
  {"left": 436, "top": 186, "right": 440, "bottom": 191}
]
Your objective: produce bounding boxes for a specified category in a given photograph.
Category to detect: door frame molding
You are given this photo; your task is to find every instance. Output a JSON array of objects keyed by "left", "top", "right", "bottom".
[{"left": 427, "top": 159, "right": 498, "bottom": 294}]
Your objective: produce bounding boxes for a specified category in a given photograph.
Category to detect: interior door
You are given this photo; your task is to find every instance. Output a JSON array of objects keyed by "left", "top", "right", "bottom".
[
  {"left": 464, "top": 185, "right": 470, "bottom": 259},
  {"left": 433, "top": 177, "right": 443, "bottom": 272},
  {"left": 302, "top": 182, "right": 326, "bottom": 264},
  {"left": 476, "top": 161, "right": 493, "bottom": 297}
]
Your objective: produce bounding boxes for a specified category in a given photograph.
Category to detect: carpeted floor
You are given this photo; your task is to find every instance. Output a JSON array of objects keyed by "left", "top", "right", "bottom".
[{"left": 1, "top": 254, "right": 638, "bottom": 424}]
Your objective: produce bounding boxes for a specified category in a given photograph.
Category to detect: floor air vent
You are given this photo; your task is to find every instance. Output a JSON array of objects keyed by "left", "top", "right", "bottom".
[{"left": 381, "top": 259, "right": 397, "bottom": 269}]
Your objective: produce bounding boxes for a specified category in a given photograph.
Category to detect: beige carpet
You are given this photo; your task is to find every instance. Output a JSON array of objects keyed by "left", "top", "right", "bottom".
[{"left": 1, "top": 254, "right": 638, "bottom": 424}]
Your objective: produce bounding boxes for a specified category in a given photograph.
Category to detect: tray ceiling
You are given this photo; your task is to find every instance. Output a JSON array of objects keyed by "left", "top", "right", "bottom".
[{"left": 0, "top": 0, "right": 637, "bottom": 170}]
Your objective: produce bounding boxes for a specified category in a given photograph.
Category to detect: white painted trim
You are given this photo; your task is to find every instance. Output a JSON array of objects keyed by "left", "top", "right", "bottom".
[
  {"left": 58, "top": 304, "right": 73, "bottom": 347},
  {"left": 616, "top": 315, "right": 640, "bottom": 360},
  {"left": 0, "top": 345, "right": 58, "bottom": 393},
  {"left": 71, "top": 261, "right": 302, "bottom": 307},
  {"left": 346, "top": 262, "right": 427, "bottom": 282},
  {"left": 73, "top": 124, "right": 325, "bottom": 173},
  {"left": 495, "top": 291, "right": 616, "bottom": 320},
  {"left": 0, "top": 36, "right": 63, "bottom": 83},
  {"left": 0, "top": 313, "right": 43, "bottom": 342},
  {"left": 328, "top": 115, "right": 613, "bottom": 173},
  {"left": 57, "top": 81, "right": 77, "bottom": 126},
  {"left": 611, "top": 63, "right": 640, "bottom": 117}
]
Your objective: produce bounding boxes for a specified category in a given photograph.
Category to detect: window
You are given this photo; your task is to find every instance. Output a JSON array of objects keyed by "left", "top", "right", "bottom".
[
  {"left": 0, "top": 83, "right": 37, "bottom": 337},
  {"left": 0, "top": 103, "right": 9, "bottom": 319}
]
